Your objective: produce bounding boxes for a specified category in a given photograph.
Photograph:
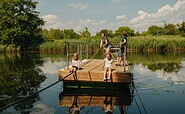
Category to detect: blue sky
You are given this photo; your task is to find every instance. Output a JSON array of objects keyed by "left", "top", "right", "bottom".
[{"left": 35, "top": 0, "right": 185, "bottom": 35}]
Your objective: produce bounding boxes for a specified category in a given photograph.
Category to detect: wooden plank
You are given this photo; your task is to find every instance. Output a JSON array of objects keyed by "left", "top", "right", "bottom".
[{"left": 59, "top": 59, "right": 131, "bottom": 84}]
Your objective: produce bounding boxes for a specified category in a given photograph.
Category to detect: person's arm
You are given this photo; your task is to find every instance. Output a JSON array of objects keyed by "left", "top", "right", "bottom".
[{"left": 121, "top": 39, "right": 126, "bottom": 45}]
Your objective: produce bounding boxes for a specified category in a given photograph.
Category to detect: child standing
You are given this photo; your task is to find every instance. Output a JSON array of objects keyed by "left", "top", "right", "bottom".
[{"left": 102, "top": 52, "right": 113, "bottom": 81}]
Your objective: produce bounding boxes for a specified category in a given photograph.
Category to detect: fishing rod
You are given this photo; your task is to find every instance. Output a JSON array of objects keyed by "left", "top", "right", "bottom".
[{"left": 0, "top": 72, "right": 73, "bottom": 111}]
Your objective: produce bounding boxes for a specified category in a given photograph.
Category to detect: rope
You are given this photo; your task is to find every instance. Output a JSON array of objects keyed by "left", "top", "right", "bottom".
[
  {"left": 0, "top": 72, "right": 73, "bottom": 111},
  {"left": 132, "top": 73, "right": 147, "bottom": 114},
  {"left": 133, "top": 96, "right": 142, "bottom": 114}
]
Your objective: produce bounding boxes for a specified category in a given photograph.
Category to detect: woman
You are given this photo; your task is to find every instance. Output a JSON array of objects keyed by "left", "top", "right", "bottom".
[{"left": 100, "top": 33, "right": 112, "bottom": 54}]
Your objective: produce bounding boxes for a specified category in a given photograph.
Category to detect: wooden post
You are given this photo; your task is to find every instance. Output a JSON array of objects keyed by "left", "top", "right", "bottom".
[
  {"left": 66, "top": 43, "right": 70, "bottom": 68},
  {"left": 86, "top": 44, "right": 88, "bottom": 59}
]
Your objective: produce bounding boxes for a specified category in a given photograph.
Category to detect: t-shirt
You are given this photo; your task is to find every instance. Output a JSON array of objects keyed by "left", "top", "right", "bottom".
[
  {"left": 120, "top": 36, "right": 127, "bottom": 49},
  {"left": 104, "top": 58, "right": 113, "bottom": 68},
  {"left": 101, "top": 37, "right": 111, "bottom": 48},
  {"left": 71, "top": 60, "right": 80, "bottom": 67}
]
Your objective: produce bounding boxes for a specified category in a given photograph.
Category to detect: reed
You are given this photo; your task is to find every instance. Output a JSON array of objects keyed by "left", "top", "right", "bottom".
[
  {"left": 126, "top": 35, "right": 185, "bottom": 52},
  {"left": 38, "top": 35, "right": 185, "bottom": 53}
]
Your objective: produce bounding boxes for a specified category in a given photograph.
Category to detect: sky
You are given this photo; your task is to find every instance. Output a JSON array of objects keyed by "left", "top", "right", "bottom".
[{"left": 35, "top": 0, "right": 185, "bottom": 35}]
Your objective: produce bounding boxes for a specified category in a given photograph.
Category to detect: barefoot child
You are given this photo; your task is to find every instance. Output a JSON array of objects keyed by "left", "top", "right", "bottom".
[
  {"left": 69, "top": 53, "right": 80, "bottom": 73},
  {"left": 102, "top": 52, "right": 113, "bottom": 81}
]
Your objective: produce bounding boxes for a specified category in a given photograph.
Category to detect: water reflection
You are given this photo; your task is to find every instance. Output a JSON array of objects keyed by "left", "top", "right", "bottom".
[
  {"left": 59, "top": 87, "right": 133, "bottom": 114},
  {"left": 0, "top": 53, "right": 46, "bottom": 112},
  {"left": 128, "top": 52, "right": 185, "bottom": 84}
]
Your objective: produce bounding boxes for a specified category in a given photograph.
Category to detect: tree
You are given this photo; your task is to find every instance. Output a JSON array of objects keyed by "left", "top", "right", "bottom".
[
  {"left": 80, "top": 27, "right": 91, "bottom": 39},
  {"left": 163, "top": 22, "right": 178, "bottom": 35},
  {"left": 62, "top": 29, "right": 80, "bottom": 39},
  {"left": 96, "top": 29, "right": 114, "bottom": 38},
  {"left": 0, "top": 0, "right": 44, "bottom": 50},
  {"left": 114, "top": 26, "right": 135, "bottom": 36},
  {"left": 177, "top": 21, "right": 185, "bottom": 35},
  {"left": 47, "top": 28, "right": 64, "bottom": 40},
  {"left": 147, "top": 25, "right": 164, "bottom": 35}
]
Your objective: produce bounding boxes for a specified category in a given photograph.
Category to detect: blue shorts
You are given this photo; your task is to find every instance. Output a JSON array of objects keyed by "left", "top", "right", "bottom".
[{"left": 118, "top": 48, "right": 123, "bottom": 57}]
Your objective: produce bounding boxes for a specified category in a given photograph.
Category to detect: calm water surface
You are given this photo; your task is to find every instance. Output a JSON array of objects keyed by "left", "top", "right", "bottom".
[{"left": 0, "top": 52, "right": 185, "bottom": 114}]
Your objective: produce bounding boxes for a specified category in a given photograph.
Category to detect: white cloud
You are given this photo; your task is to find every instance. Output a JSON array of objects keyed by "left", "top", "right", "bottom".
[
  {"left": 69, "top": 3, "right": 88, "bottom": 10},
  {"left": 41, "top": 14, "right": 58, "bottom": 24},
  {"left": 130, "top": 0, "right": 185, "bottom": 32},
  {"left": 116, "top": 14, "right": 126, "bottom": 20}
]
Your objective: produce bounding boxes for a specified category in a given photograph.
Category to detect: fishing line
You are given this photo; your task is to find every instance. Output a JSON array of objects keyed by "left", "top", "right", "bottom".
[
  {"left": 132, "top": 73, "right": 147, "bottom": 114},
  {"left": 0, "top": 72, "right": 73, "bottom": 111}
]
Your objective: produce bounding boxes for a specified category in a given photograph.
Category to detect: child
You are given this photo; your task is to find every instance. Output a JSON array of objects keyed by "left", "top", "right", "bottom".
[
  {"left": 69, "top": 53, "right": 80, "bottom": 73},
  {"left": 102, "top": 52, "right": 113, "bottom": 81},
  {"left": 116, "top": 31, "right": 127, "bottom": 66}
]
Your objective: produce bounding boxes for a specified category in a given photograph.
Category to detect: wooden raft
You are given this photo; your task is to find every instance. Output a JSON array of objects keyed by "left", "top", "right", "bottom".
[{"left": 59, "top": 59, "right": 131, "bottom": 84}]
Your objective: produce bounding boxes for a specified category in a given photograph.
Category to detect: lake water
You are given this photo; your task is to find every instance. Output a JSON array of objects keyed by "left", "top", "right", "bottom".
[{"left": 0, "top": 52, "right": 185, "bottom": 114}]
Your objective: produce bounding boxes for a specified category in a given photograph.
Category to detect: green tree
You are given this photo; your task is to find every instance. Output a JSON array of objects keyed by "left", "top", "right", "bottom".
[
  {"left": 62, "top": 29, "right": 80, "bottom": 39},
  {"left": 177, "top": 21, "right": 185, "bottom": 36},
  {"left": 96, "top": 29, "right": 114, "bottom": 38},
  {"left": 80, "top": 27, "right": 91, "bottom": 39},
  {"left": 48, "top": 28, "right": 64, "bottom": 40},
  {"left": 0, "top": 0, "right": 44, "bottom": 50},
  {"left": 163, "top": 22, "right": 178, "bottom": 35},
  {"left": 114, "top": 26, "right": 135, "bottom": 36},
  {"left": 147, "top": 25, "right": 164, "bottom": 35}
]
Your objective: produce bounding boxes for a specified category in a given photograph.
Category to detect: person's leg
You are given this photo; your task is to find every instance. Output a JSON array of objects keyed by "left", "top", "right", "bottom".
[
  {"left": 107, "top": 68, "right": 112, "bottom": 80},
  {"left": 103, "top": 67, "right": 108, "bottom": 80}
]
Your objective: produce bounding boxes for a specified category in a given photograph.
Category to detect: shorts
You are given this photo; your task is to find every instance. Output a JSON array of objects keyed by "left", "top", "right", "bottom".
[
  {"left": 118, "top": 48, "right": 123, "bottom": 57},
  {"left": 104, "top": 45, "right": 112, "bottom": 51}
]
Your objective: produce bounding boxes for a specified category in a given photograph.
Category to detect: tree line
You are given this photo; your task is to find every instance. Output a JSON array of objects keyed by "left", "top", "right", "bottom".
[{"left": 0, "top": 0, "right": 185, "bottom": 51}]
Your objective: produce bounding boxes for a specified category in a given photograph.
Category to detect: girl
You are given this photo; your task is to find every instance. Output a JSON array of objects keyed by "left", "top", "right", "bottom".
[
  {"left": 69, "top": 53, "right": 80, "bottom": 73},
  {"left": 102, "top": 52, "right": 113, "bottom": 81}
]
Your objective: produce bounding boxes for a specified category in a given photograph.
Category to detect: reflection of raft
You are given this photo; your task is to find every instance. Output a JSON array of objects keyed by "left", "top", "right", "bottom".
[
  {"left": 59, "top": 88, "right": 133, "bottom": 106},
  {"left": 59, "top": 59, "right": 131, "bottom": 84}
]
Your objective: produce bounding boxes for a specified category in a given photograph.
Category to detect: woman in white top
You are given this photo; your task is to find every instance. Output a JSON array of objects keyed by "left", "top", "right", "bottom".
[{"left": 102, "top": 52, "right": 113, "bottom": 81}]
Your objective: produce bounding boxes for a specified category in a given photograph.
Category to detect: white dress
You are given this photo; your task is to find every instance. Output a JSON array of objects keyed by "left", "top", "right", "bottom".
[
  {"left": 71, "top": 60, "right": 80, "bottom": 68},
  {"left": 104, "top": 58, "right": 113, "bottom": 68}
]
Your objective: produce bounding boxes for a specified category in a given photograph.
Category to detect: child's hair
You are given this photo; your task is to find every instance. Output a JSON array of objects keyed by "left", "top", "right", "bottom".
[
  {"left": 73, "top": 53, "right": 78, "bottom": 60},
  {"left": 106, "top": 52, "right": 112, "bottom": 60}
]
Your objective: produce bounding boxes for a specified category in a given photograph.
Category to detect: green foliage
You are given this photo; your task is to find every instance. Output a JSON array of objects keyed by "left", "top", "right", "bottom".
[
  {"left": 42, "top": 28, "right": 80, "bottom": 40},
  {"left": 96, "top": 29, "right": 114, "bottom": 38},
  {"left": 114, "top": 26, "right": 135, "bottom": 37},
  {"left": 163, "top": 23, "right": 178, "bottom": 35},
  {"left": 80, "top": 27, "right": 91, "bottom": 39},
  {"left": 148, "top": 25, "right": 163, "bottom": 35},
  {"left": 0, "top": 0, "right": 44, "bottom": 50}
]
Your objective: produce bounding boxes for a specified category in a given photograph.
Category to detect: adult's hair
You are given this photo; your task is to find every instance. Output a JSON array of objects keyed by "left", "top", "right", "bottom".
[{"left": 122, "top": 31, "right": 128, "bottom": 37}]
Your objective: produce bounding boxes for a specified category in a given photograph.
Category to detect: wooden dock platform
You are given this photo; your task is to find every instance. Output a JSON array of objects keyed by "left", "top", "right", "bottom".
[{"left": 59, "top": 59, "right": 131, "bottom": 84}]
